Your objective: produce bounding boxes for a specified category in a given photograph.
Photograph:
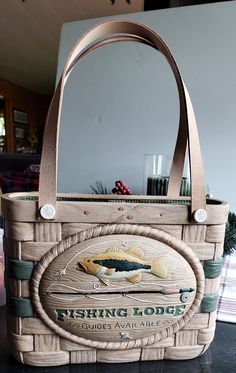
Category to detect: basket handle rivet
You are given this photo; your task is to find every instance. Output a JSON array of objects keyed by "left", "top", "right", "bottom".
[
  {"left": 40, "top": 204, "right": 56, "bottom": 220},
  {"left": 193, "top": 209, "right": 207, "bottom": 223}
]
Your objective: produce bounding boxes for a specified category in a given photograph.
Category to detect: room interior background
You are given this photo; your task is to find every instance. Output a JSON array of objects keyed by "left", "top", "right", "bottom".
[{"left": 56, "top": 1, "right": 236, "bottom": 211}]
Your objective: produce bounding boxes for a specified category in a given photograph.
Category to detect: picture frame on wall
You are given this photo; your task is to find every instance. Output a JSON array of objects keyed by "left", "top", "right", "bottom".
[
  {"left": 15, "top": 127, "right": 25, "bottom": 139},
  {"left": 13, "top": 109, "right": 28, "bottom": 124}
]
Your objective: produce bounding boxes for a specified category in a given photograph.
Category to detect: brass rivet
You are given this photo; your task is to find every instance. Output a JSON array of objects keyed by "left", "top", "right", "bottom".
[
  {"left": 127, "top": 215, "right": 133, "bottom": 220},
  {"left": 83, "top": 210, "right": 90, "bottom": 215},
  {"left": 118, "top": 207, "right": 124, "bottom": 212}
]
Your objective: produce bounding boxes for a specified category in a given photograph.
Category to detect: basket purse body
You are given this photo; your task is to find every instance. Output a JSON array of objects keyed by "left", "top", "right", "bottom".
[{"left": 2, "top": 20, "right": 228, "bottom": 366}]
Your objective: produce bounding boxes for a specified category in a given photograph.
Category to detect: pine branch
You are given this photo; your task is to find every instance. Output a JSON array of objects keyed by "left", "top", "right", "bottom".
[
  {"left": 90, "top": 181, "right": 109, "bottom": 194},
  {"left": 224, "top": 212, "right": 236, "bottom": 256}
]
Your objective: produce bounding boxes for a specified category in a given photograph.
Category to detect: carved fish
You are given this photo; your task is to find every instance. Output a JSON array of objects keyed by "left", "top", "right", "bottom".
[{"left": 77, "top": 247, "right": 167, "bottom": 286}]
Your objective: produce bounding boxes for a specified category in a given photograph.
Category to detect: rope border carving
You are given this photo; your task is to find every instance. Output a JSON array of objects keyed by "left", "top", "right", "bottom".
[{"left": 31, "top": 223, "right": 205, "bottom": 350}]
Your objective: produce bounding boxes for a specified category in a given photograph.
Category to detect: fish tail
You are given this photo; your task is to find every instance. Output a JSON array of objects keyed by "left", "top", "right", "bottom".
[{"left": 150, "top": 257, "right": 167, "bottom": 279}]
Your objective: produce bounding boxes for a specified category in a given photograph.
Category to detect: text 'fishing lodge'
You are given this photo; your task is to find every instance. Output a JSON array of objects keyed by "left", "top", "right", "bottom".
[{"left": 56, "top": 304, "right": 187, "bottom": 321}]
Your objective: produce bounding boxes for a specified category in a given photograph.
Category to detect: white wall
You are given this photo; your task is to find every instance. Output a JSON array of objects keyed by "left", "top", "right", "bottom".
[{"left": 56, "top": 1, "right": 236, "bottom": 211}]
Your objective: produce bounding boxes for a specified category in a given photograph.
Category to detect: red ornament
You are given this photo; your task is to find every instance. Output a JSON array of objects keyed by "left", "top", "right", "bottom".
[{"left": 112, "top": 180, "right": 132, "bottom": 195}]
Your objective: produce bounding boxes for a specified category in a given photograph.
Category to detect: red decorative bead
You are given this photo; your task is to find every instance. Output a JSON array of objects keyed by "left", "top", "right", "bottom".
[{"left": 112, "top": 180, "right": 133, "bottom": 195}]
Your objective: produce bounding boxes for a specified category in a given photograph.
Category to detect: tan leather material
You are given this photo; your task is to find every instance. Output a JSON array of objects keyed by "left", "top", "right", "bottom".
[
  {"left": 64, "top": 35, "right": 154, "bottom": 84},
  {"left": 38, "top": 19, "right": 206, "bottom": 217},
  {"left": 39, "top": 36, "right": 153, "bottom": 212}
]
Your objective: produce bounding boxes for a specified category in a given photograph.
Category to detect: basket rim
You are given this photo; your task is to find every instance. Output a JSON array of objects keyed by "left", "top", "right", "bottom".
[
  {"left": 1, "top": 191, "right": 228, "bottom": 206},
  {"left": 1, "top": 192, "right": 229, "bottom": 225}
]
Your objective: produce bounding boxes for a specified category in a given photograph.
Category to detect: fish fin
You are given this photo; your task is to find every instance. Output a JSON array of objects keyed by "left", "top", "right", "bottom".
[
  {"left": 100, "top": 278, "right": 110, "bottom": 286},
  {"left": 128, "top": 273, "right": 143, "bottom": 283},
  {"left": 106, "top": 247, "right": 124, "bottom": 253},
  {"left": 105, "top": 268, "right": 116, "bottom": 276},
  {"left": 126, "top": 247, "right": 145, "bottom": 259},
  {"left": 150, "top": 257, "right": 167, "bottom": 279}
]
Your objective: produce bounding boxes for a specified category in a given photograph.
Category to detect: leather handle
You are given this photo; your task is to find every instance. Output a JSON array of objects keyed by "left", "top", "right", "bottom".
[
  {"left": 39, "top": 19, "right": 206, "bottom": 217},
  {"left": 62, "top": 34, "right": 189, "bottom": 203},
  {"left": 62, "top": 35, "right": 189, "bottom": 199}
]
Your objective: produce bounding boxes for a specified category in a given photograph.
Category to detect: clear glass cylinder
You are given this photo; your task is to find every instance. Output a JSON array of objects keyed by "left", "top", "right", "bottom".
[
  {"left": 143, "top": 154, "right": 171, "bottom": 195},
  {"left": 143, "top": 154, "right": 190, "bottom": 196}
]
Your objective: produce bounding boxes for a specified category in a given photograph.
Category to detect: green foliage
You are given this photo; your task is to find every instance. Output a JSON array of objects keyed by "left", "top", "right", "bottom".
[
  {"left": 90, "top": 181, "right": 110, "bottom": 194},
  {"left": 224, "top": 212, "right": 236, "bottom": 256}
]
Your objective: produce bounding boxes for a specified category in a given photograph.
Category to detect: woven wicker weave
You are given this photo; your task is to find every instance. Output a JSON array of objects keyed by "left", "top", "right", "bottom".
[{"left": 3, "top": 206, "right": 227, "bottom": 365}]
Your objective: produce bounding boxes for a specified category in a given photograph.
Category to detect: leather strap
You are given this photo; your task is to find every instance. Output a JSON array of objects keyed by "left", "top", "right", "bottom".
[
  {"left": 62, "top": 35, "right": 189, "bottom": 202},
  {"left": 39, "top": 19, "right": 206, "bottom": 217},
  {"left": 63, "top": 35, "right": 188, "bottom": 199}
]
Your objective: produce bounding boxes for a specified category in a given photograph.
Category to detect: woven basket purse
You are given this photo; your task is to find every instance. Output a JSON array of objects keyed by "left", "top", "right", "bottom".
[{"left": 2, "top": 19, "right": 228, "bottom": 366}]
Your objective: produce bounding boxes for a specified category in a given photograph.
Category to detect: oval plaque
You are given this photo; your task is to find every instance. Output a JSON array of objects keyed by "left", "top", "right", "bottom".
[{"left": 31, "top": 224, "right": 204, "bottom": 349}]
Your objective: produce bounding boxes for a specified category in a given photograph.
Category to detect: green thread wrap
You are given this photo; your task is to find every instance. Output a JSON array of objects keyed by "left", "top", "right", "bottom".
[
  {"left": 201, "top": 294, "right": 219, "bottom": 313},
  {"left": 7, "top": 259, "right": 34, "bottom": 280},
  {"left": 7, "top": 296, "right": 33, "bottom": 317},
  {"left": 203, "top": 259, "right": 223, "bottom": 279}
]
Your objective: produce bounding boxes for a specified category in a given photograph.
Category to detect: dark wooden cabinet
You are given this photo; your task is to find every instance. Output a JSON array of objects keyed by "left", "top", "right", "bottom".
[{"left": 0, "top": 78, "right": 51, "bottom": 155}]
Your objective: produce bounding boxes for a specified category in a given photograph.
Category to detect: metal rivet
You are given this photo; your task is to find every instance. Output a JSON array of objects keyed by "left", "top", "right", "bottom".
[
  {"left": 40, "top": 204, "right": 56, "bottom": 220},
  {"left": 127, "top": 215, "right": 133, "bottom": 220},
  {"left": 83, "top": 210, "right": 90, "bottom": 215},
  {"left": 118, "top": 207, "right": 124, "bottom": 212},
  {"left": 193, "top": 208, "right": 207, "bottom": 223},
  {"left": 180, "top": 292, "right": 189, "bottom": 303}
]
